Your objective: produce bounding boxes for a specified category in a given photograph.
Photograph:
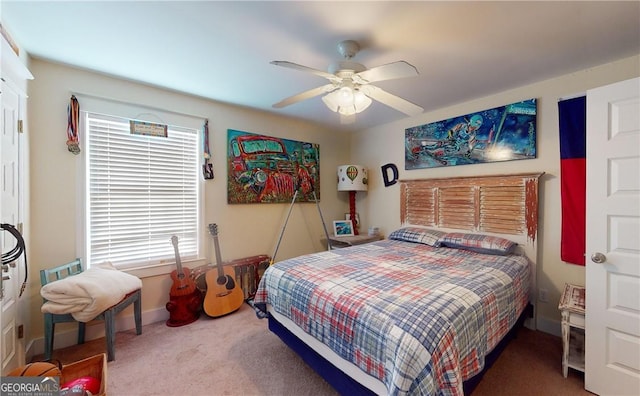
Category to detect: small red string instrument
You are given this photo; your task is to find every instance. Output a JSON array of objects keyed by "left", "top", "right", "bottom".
[
  {"left": 165, "top": 235, "right": 202, "bottom": 327},
  {"left": 169, "top": 236, "right": 197, "bottom": 296}
]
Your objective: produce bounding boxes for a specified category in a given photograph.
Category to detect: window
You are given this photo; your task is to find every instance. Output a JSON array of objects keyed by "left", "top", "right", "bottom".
[{"left": 83, "top": 111, "right": 200, "bottom": 270}]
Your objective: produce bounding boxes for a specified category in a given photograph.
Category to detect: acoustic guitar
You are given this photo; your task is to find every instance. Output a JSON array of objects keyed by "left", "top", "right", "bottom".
[
  {"left": 166, "top": 236, "right": 202, "bottom": 327},
  {"left": 203, "top": 224, "right": 244, "bottom": 317}
]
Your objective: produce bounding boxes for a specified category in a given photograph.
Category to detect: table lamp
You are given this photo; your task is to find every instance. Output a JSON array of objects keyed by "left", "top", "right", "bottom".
[{"left": 337, "top": 165, "right": 368, "bottom": 235}]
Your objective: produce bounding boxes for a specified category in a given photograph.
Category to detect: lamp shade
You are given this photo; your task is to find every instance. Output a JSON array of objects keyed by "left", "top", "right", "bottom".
[{"left": 337, "top": 165, "right": 368, "bottom": 191}]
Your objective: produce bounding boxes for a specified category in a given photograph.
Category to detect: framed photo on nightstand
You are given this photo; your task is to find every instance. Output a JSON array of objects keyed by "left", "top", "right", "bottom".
[{"left": 333, "top": 220, "right": 354, "bottom": 236}]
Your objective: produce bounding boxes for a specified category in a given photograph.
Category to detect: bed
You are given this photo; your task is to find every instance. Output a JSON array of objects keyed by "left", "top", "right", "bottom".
[{"left": 254, "top": 173, "right": 543, "bottom": 395}]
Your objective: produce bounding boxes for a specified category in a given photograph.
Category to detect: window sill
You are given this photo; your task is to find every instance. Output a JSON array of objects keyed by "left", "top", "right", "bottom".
[{"left": 123, "top": 257, "right": 209, "bottom": 279}]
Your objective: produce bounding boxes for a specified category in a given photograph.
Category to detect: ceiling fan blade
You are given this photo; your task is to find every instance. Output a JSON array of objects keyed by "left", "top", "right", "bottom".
[
  {"left": 354, "top": 61, "right": 419, "bottom": 84},
  {"left": 273, "top": 84, "right": 337, "bottom": 108},
  {"left": 271, "top": 61, "right": 338, "bottom": 82},
  {"left": 360, "top": 85, "right": 424, "bottom": 116}
]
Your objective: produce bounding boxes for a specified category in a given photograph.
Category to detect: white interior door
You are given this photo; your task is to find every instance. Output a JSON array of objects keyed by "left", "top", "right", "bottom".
[
  {"left": 0, "top": 78, "right": 23, "bottom": 374},
  {"left": 585, "top": 77, "right": 640, "bottom": 395}
]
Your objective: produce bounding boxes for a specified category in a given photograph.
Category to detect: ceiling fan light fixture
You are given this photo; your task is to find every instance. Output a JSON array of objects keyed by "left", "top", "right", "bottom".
[
  {"left": 338, "top": 105, "right": 356, "bottom": 116},
  {"left": 322, "top": 91, "right": 340, "bottom": 112},
  {"left": 323, "top": 89, "right": 356, "bottom": 114},
  {"left": 354, "top": 91, "right": 372, "bottom": 112},
  {"left": 322, "top": 87, "right": 371, "bottom": 116},
  {"left": 337, "top": 86, "right": 355, "bottom": 107},
  {"left": 271, "top": 39, "right": 424, "bottom": 120}
]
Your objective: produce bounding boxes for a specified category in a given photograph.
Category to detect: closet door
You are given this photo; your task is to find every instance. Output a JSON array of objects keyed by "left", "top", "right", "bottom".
[
  {"left": 585, "top": 77, "right": 640, "bottom": 395},
  {"left": 0, "top": 78, "right": 22, "bottom": 374},
  {"left": 0, "top": 38, "right": 32, "bottom": 374}
]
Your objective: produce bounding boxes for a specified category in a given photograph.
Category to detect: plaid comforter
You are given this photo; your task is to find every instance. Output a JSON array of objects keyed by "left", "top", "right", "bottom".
[{"left": 254, "top": 239, "right": 530, "bottom": 395}]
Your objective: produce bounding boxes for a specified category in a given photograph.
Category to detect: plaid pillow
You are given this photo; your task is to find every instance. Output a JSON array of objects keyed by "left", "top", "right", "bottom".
[
  {"left": 388, "top": 227, "right": 446, "bottom": 247},
  {"left": 438, "top": 232, "right": 517, "bottom": 255}
]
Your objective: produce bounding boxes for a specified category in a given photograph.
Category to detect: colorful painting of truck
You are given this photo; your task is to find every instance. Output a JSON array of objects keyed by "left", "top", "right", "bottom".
[{"left": 227, "top": 130, "right": 320, "bottom": 204}]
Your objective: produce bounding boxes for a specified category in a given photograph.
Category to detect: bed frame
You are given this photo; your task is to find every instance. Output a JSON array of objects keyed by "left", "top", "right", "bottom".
[
  {"left": 268, "top": 172, "right": 543, "bottom": 395},
  {"left": 269, "top": 304, "right": 532, "bottom": 395}
]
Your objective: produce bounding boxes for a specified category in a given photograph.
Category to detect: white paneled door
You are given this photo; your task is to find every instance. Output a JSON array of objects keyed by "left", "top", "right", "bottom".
[
  {"left": 0, "top": 78, "right": 22, "bottom": 374},
  {"left": 585, "top": 77, "right": 640, "bottom": 395}
]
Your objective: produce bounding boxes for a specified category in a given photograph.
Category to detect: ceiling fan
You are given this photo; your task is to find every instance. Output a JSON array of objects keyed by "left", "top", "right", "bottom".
[{"left": 271, "top": 40, "right": 424, "bottom": 122}]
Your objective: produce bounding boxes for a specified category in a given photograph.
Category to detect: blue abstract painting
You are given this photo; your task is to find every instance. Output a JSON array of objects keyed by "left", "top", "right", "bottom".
[{"left": 405, "top": 99, "right": 537, "bottom": 169}]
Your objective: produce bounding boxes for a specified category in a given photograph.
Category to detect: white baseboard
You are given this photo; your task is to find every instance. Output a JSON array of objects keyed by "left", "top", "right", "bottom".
[
  {"left": 524, "top": 305, "right": 561, "bottom": 337},
  {"left": 536, "top": 315, "right": 561, "bottom": 337},
  {"left": 27, "top": 308, "right": 169, "bottom": 361}
]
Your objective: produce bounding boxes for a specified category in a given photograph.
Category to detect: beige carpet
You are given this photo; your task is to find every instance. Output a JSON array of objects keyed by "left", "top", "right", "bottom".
[{"left": 36, "top": 303, "right": 591, "bottom": 395}]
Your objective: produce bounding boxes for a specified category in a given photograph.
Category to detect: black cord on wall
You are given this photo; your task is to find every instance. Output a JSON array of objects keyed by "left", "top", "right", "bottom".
[{"left": 1, "top": 223, "right": 28, "bottom": 297}]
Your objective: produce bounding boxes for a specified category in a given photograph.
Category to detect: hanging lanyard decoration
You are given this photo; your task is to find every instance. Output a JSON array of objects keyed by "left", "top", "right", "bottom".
[
  {"left": 202, "top": 120, "right": 214, "bottom": 180},
  {"left": 66, "top": 95, "right": 81, "bottom": 155}
]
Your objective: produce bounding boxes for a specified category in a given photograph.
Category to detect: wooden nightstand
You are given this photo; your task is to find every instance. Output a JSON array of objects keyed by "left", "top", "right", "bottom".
[
  {"left": 558, "top": 283, "right": 586, "bottom": 378},
  {"left": 328, "top": 234, "right": 383, "bottom": 248}
]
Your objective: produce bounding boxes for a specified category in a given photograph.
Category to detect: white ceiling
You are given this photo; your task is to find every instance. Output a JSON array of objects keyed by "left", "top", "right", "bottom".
[{"left": 2, "top": 1, "right": 639, "bottom": 131}]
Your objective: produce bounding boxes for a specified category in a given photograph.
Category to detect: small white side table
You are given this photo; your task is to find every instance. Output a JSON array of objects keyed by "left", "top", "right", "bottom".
[{"left": 558, "top": 283, "right": 586, "bottom": 378}]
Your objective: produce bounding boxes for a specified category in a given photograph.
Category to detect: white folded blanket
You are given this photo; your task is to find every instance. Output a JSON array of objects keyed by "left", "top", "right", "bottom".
[{"left": 41, "top": 262, "right": 142, "bottom": 322}]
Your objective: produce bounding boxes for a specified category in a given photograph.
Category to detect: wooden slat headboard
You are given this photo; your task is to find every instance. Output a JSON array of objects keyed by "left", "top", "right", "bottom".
[
  {"left": 400, "top": 172, "right": 544, "bottom": 243},
  {"left": 400, "top": 172, "right": 544, "bottom": 329}
]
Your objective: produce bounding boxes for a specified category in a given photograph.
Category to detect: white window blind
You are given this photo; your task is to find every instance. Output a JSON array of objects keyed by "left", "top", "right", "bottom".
[{"left": 84, "top": 112, "right": 199, "bottom": 269}]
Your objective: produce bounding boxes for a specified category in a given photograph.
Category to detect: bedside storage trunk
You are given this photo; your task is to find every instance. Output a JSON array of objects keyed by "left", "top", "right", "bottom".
[
  {"left": 225, "top": 254, "right": 271, "bottom": 300},
  {"left": 60, "top": 353, "right": 107, "bottom": 396},
  {"left": 192, "top": 254, "right": 270, "bottom": 300}
]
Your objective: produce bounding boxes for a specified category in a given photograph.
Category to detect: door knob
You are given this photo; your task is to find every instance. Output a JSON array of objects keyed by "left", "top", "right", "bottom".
[{"left": 591, "top": 252, "right": 607, "bottom": 264}]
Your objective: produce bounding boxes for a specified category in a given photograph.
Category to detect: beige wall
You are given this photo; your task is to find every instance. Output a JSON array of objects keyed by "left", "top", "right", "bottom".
[
  {"left": 25, "top": 59, "right": 350, "bottom": 351},
  {"left": 22, "top": 53, "right": 640, "bottom": 355},
  {"left": 349, "top": 54, "right": 640, "bottom": 334}
]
